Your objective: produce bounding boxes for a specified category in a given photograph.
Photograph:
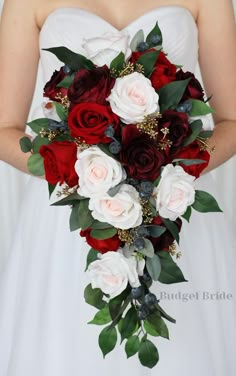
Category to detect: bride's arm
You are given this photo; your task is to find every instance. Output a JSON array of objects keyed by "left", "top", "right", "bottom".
[
  {"left": 198, "top": 0, "right": 236, "bottom": 172},
  {"left": 0, "top": 0, "right": 40, "bottom": 173}
]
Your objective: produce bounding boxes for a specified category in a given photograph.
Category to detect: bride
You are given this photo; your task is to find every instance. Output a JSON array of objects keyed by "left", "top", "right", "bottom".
[{"left": 0, "top": 0, "right": 236, "bottom": 375}]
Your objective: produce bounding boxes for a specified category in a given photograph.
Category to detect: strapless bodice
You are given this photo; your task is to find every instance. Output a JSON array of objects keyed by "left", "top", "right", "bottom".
[{"left": 39, "top": 6, "right": 198, "bottom": 82}]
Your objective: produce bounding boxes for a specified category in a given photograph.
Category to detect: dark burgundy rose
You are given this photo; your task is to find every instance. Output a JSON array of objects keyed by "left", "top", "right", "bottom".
[
  {"left": 130, "top": 50, "right": 176, "bottom": 90},
  {"left": 176, "top": 69, "right": 204, "bottom": 101},
  {"left": 43, "top": 68, "right": 68, "bottom": 102},
  {"left": 174, "top": 141, "right": 210, "bottom": 178},
  {"left": 68, "top": 65, "right": 115, "bottom": 107},
  {"left": 158, "top": 110, "right": 190, "bottom": 151},
  {"left": 80, "top": 229, "right": 121, "bottom": 253},
  {"left": 39, "top": 141, "right": 78, "bottom": 187},
  {"left": 68, "top": 102, "right": 120, "bottom": 144},
  {"left": 120, "top": 125, "right": 165, "bottom": 181},
  {"left": 150, "top": 216, "right": 182, "bottom": 252}
]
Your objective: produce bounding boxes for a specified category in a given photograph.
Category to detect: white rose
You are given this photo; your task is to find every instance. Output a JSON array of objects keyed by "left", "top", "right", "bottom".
[
  {"left": 82, "top": 32, "right": 131, "bottom": 66},
  {"left": 89, "top": 184, "right": 142, "bottom": 229},
  {"left": 75, "top": 146, "right": 126, "bottom": 198},
  {"left": 88, "top": 250, "right": 143, "bottom": 298},
  {"left": 154, "top": 164, "right": 195, "bottom": 221},
  {"left": 107, "top": 72, "right": 159, "bottom": 124}
]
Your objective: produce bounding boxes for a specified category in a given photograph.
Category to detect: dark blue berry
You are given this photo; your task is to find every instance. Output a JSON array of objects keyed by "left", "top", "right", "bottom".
[
  {"left": 144, "top": 293, "right": 157, "bottom": 306},
  {"left": 137, "top": 41, "right": 150, "bottom": 52},
  {"left": 140, "top": 181, "right": 153, "bottom": 194},
  {"left": 127, "top": 178, "right": 139, "bottom": 187},
  {"left": 150, "top": 35, "right": 162, "bottom": 46},
  {"left": 136, "top": 226, "right": 149, "bottom": 237},
  {"left": 109, "top": 141, "right": 121, "bottom": 154},
  {"left": 176, "top": 100, "right": 192, "bottom": 113},
  {"left": 131, "top": 286, "right": 144, "bottom": 299},
  {"left": 104, "top": 125, "right": 115, "bottom": 138},
  {"left": 139, "top": 191, "right": 151, "bottom": 199},
  {"left": 63, "top": 64, "right": 73, "bottom": 75},
  {"left": 134, "top": 237, "right": 145, "bottom": 250},
  {"left": 138, "top": 304, "right": 150, "bottom": 320},
  {"left": 49, "top": 120, "right": 68, "bottom": 131}
]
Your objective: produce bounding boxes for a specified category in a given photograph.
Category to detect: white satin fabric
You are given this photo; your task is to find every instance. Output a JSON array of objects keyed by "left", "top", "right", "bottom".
[{"left": 0, "top": 6, "right": 235, "bottom": 376}]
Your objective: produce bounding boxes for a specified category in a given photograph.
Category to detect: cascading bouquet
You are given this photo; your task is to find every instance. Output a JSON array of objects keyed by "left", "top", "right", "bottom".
[{"left": 20, "top": 22, "right": 221, "bottom": 368}]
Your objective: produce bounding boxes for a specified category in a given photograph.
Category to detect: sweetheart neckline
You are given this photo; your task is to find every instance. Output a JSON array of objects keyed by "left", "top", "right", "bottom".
[{"left": 39, "top": 5, "right": 197, "bottom": 35}]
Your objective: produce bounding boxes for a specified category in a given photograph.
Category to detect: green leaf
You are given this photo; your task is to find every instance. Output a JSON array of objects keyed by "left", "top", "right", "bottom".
[
  {"left": 153, "top": 175, "right": 161, "bottom": 187},
  {"left": 27, "top": 153, "right": 45, "bottom": 176},
  {"left": 189, "top": 99, "right": 214, "bottom": 116},
  {"left": 182, "top": 206, "right": 192, "bottom": 222},
  {"left": 192, "top": 190, "right": 222, "bottom": 213},
  {"left": 20, "top": 136, "right": 32, "bottom": 153},
  {"left": 146, "top": 254, "right": 162, "bottom": 281},
  {"left": 53, "top": 102, "right": 68, "bottom": 121},
  {"left": 147, "top": 313, "right": 169, "bottom": 339},
  {"left": 173, "top": 158, "right": 206, "bottom": 166},
  {"left": 183, "top": 119, "right": 203, "bottom": 146},
  {"left": 48, "top": 183, "right": 56, "bottom": 197},
  {"left": 107, "top": 183, "right": 123, "bottom": 197},
  {"left": 158, "top": 251, "right": 187, "bottom": 284},
  {"left": 138, "top": 238, "right": 155, "bottom": 258},
  {"left": 130, "top": 29, "right": 145, "bottom": 51},
  {"left": 138, "top": 338, "right": 159, "bottom": 368},
  {"left": 97, "top": 143, "right": 115, "bottom": 158},
  {"left": 146, "top": 21, "right": 163, "bottom": 46},
  {"left": 88, "top": 304, "right": 112, "bottom": 325},
  {"left": 162, "top": 218, "right": 180, "bottom": 244},
  {"left": 110, "top": 51, "right": 125, "bottom": 72},
  {"left": 157, "top": 78, "right": 191, "bottom": 112},
  {"left": 90, "top": 228, "right": 117, "bottom": 240},
  {"left": 85, "top": 248, "right": 98, "bottom": 271},
  {"left": 51, "top": 193, "right": 85, "bottom": 206},
  {"left": 136, "top": 50, "right": 160, "bottom": 77},
  {"left": 90, "top": 220, "right": 113, "bottom": 230},
  {"left": 99, "top": 326, "right": 117, "bottom": 357},
  {"left": 146, "top": 225, "right": 166, "bottom": 238},
  {"left": 78, "top": 199, "right": 94, "bottom": 230},
  {"left": 27, "top": 118, "right": 50, "bottom": 134},
  {"left": 32, "top": 135, "right": 50, "bottom": 153},
  {"left": 43, "top": 47, "right": 94, "bottom": 70},
  {"left": 125, "top": 335, "right": 140, "bottom": 358},
  {"left": 155, "top": 302, "right": 176, "bottom": 323},
  {"left": 57, "top": 73, "right": 75, "bottom": 88},
  {"left": 199, "top": 130, "right": 213, "bottom": 139},
  {"left": 144, "top": 320, "right": 159, "bottom": 336},
  {"left": 84, "top": 284, "right": 105, "bottom": 310},
  {"left": 119, "top": 306, "right": 138, "bottom": 341},
  {"left": 108, "top": 291, "right": 127, "bottom": 320},
  {"left": 69, "top": 202, "right": 81, "bottom": 231}
]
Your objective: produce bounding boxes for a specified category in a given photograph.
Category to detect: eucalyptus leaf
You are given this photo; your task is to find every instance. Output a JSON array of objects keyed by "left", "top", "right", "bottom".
[
  {"left": 97, "top": 143, "right": 116, "bottom": 158},
  {"left": 138, "top": 238, "right": 155, "bottom": 258},
  {"left": 192, "top": 190, "right": 222, "bottom": 213},
  {"left": 78, "top": 199, "right": 94, "bottom": 230},
  {"left": 27, "top": 153, "right": 45, "bottom": 176},
  {"left": 43, "top": 47, "right": 94, "bottom": 70},
  {"left": 84, "top": 283, "right": 105, "bottom": 310},
  {"left": 147, "top": 225, "right": 166, "bottom": 238},
  {"left": 130, "top": 29, "right": 145, "bottom": 51},
  {"left": 27, "top": 118, "right": 50, "bottom": 134},
  {"left": 108, "top": 183, "right": 123, "bottom": 197},
  {"left": 99, "top": 326, "right": 117, "bottom": 357},
  {"left": 173, "top": 158, "right": 206, "bottom": 166},
  {"left": 32, "top": 135, "right": 50, "bottom": 153},
  {"left": 158, "top": 251, "right": 187, "bottom": 284},
  {"left": 138, "top": 338, "right": 159, "bottom": 368},
  {"left": 20, "top": 137, "right": 32, "bottom": 153},
  {"left": 146, "top": 254, "right": 162, "bottom": 281}
]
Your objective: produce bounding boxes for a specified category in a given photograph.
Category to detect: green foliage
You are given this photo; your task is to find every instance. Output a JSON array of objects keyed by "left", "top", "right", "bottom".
[
  {"left": 43, "top": 47, "right": 94, "bottom": 70},
  {"left": 130, "top": 30, "right": 145, "bottom": 51},
  {"left": 84, "top": 284, "right": 105, "bottom": 310},
  {"left": 147, "top": 225, "right": 166, "bottom": 238},
  {"left": 51, "top": 193, "right": 85, "bottom": 206},
  {"left": 162, "top": 218, "right": 180, "bottom": 244},
  {"left": 173, "top": 158, "right": 206, "bottom": 166},
  {"left": 90, "top": 228, "right": 117, "bottom": 240},
  {"left": 158, "top": 251, "right": 187, "bottom": 284},
  {"left": 138, "top": 338, "right": 159, "bottom": 368},
  {"left": 119, "top": 306, "right": 138, "bottom": 341},
  {"left": 57, "top": 74, "right": 75, "bottom": 88},
  {"left": 53, "top": 102, "right": 68, "bottom": 121},
  {"left": 85, "top": 248, "right": 98, "bottom": 271},
  {"left": 157, "top": 78, "right": 190, "bottom": 112},
  {"left": 189, "top": 99, "right": 214, "bottom": 116},
  {"left": 110, "top": 52, "right": 125, "bottom": 72},
  {"left": 146, "top": 21, "right": 163, "bottom": 46},
  {"left": 136, "top": 50, "right": 160, "bottom": 77},
  {"left": 183, "top": 119, "right": 203, "bottom": 146},
  {"left": 20, "top": 137, "right": 32, "bottom": 153},
  {"left": 147, "top": 312, "right": 169, "bottom": 339},
  {"left": 99, "top": 326, "right": 117, "bottom": 357},
  {"left": 146, "top": 254, "right": 162, "bottom": 281},
  {"left": 138, "top": 239, "right": 155, "bottom": 258},
  {"left": 69, "top": 202, "right": 81, "bottom": 231},
  {"left": 27, "top": 118, "right": 49, "bottom": 134},
  {"left": 32, "top": 135, "right": 50, "bottom": 153},
  {"left": 125, "top": 335, "right": 140, "bottom": 358},
  {"left": 89, "top": 305, "right": 112, "bottom": 325},
  {"left": 78, "top": 199, "right": 94, "bottom": 230},
  {"left": 192, "top": 190, "right": 222, "bottom": 213},
  {"left": 182, "top": 206, "right": 192, "bottom": 222},
  {"left": 27, "top": 153, "right": 45, "bottom": 176}
]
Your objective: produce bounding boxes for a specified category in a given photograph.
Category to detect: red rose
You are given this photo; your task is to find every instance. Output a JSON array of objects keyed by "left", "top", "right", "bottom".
[
  {"left": 68, "top": 102, "right": 120, "bottom": 144},
  {"left": 120, "top": 125, "right": 165, "bottom": 181},
  {"left": 158, "top": 110, "right": 190, "bottom": 151},
  {"left": 174, "top": 141, "right": 210, "bottom": 178},
  {"left": 68, "top": 65, "right": 115, "bottom": 108},
  {"left": 43, "top": 68, "right": 68, "bottom": 102},
  {"left": 80, "top": 229, "right": 121, "bottom": 253},
  {"left": 39, "top": 141, "right": 78, "bottom": 187},
  {"left": 130, "top": 50, "right": 176, "bottom": 90},
  {"left": 150, "top": 216, "right": 182, "bottom": 252},
  {"left": 176, "top": 69, "right": 204, "bottom": 101}
]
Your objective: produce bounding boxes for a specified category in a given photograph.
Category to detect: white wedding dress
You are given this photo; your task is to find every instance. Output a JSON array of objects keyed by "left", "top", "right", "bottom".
[{"left": 0, "top": 6, "right": 235, "bottom": 376}]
